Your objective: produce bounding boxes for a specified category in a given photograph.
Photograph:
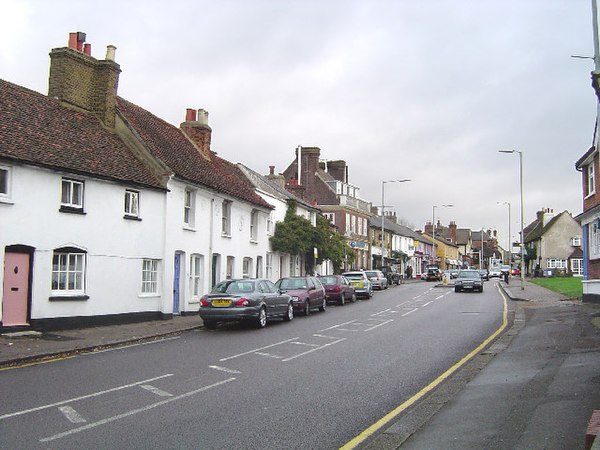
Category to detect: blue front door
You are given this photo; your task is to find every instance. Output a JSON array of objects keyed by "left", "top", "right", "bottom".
[{"left": 173, "top": 253, "right": 181, "bottom": 314}]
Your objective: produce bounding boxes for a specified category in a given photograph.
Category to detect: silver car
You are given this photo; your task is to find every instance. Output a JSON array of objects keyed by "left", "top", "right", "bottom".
[{"left": 365, "top": 270, "right": 388, "bottom": 290}]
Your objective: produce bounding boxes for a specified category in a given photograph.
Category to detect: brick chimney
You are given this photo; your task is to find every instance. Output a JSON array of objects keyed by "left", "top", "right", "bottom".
[
  {"left": 265, "top": 165, "right": 286, "bottom": 189},
  {"left": 424, "top": 221, "right": 433, "bottom": 235},
  {"left": 327, "top": 160, "right": 348, "bottom": 183},
  {"left": 449, "top": 221, "right": 457, "bottom": 243},
  {"left": 48, "top": 32, "right": 121, "bottom": 128},
  {"left": 180, "top": 108, "right": 212, "bottom": 159}
]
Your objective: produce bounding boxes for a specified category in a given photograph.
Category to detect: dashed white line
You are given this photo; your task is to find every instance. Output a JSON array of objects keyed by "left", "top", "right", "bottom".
[
  {"left": 220, "top": 338, "right": 299, "bottom": 362},
  {"left": 140, "top": 385, "right": 173, "bottom": 397},
  {"left": 40, "top": 378, "right": 236, "bottom": 443},
  {"left": 435, "top": 295, "right": 445, "bottom": 300},
  {"left": 290, "top": 342, "right": 321, "bottom": 347},
  {"left": 0, "top": 374, "right": 174, "bottom": 421},
  {"left": 209, "top": 365, "right": 241, "bottom": 374},
  {"left": 58, "top": 406, "right": 86, "bottom": 424},
  {"left": 254, "top": 352, "right": 283, "bottom": 359},
  {"left": 371, "top": 309, "right": 392, "bottom": 317},
  {"left": 422, "top": 301, "right": 433, "bottom": 307},
  {"left": 319, "top": 320, "right": 357, "bottom": 332},
  {"left": 364, "top": 319, "right": 393, "bottom": 331},
  {"left": 401, "top": 308, "right": 418, "bottom": 317},
  {"left": 282, "top": 338, "right": 346, "bottom": 362}
]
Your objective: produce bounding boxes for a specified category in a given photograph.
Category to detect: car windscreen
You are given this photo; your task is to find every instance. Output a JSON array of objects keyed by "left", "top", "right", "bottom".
[
  {"left": 319, "top": 276, "right": 337, "bottom": 285},
  {"left": 212, "top": 280, "right": 255, "bottom": 294},
  {"left": 365, "top": 271, "right": 377, "bottom": 277},
  {"left": 343, "top": 273, "right": 363, "bottom": 279},
  {"left": 458, "top": 271, "right": 478, "bottom": 278},
  {"left": 277, "top": 278, "right": 308, "bottom": 289}
]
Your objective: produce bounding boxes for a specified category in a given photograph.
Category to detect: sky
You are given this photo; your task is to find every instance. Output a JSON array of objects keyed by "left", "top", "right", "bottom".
[{"left": 1, "top": 0, "right": 596, "bottom": 250}]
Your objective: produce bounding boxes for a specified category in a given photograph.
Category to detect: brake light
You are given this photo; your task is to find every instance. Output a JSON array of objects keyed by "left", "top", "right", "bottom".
[
  {"left": 332, "top": 285, "right": 342, "bottom": 293},
  {"left": 200, "top": 297, "right": 210, "bottom": 307},
  {"left": 235, "top": 298, "right": 249, "bottom": 307}
]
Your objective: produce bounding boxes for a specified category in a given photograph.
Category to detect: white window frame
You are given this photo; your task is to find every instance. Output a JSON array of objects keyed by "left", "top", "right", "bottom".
[
  {"left": 141, "top": 259, "right": 159, "bottom": 294},
  {"left": 222, "top": 200, "right": 232, "bottom": 236},
  {"left": 226, "top": 256, "right": 235, "bottom": 279},
  {"left": 250, "top": 210, "right": 258, "bottom": 242},
  {"left": 588, "top": 163, "right": 596, "bottom": 197},
  {"left": 323, "top": 213, "right": 334, "bottom": 224},
  {"left": 184, "top": 188, "right": 195, "bottom": 228},
  {"left": 51, "top": 250, "right": 86, "bottom": 295},
  {"left": 267, "top": 212, "right": 274, "bottom": 236},
  {"left": 590, "top": 221, "right": 600, "bottom": 260},
  {"left": 242, "top": 257, "right": 252, "bottom": 278},
  {"left": 124, "top": 189, "right": 140, "bottom": 218},
  {"left": 0, "top": 165, "right": 11, "bottom": 202},
  {"left": 546, "top": 258, "right": 567, "bottom": 269},
  {"left": 266, "top": 252, "right": 273, "bottom": 280},
  {"left": 61, "top": 178, "right": 84, "bottom": 210},
  {"left": 190, "top": 254, "right": 204, "bottom": 298},
  {"left": 571, "top": 237, "right": 581, "bottom": 247}
]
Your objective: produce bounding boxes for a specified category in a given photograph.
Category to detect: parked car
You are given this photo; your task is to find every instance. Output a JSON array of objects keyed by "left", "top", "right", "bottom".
[
  {"left": 454, "top": 270, "right": 484, "bottom": 293},
  {"left": 365, "top": 270, "right": 388, "bottom": 290},
  {"left": 422, "top": 267, "right": 442, "bottom": 281},
  {"left": 511, "top": 267, "right": 521, "bottom": 276},
  {"left": 199, "top": 279, "right": 293, "bottom": 329},
  {"left": 450, "top": 268, "right": 460, "bottom": 279},
  {"left": 342, "top": 271, "right": 373, "bottom": 299},
  {"left": 500, "top": 265, "right": 511, "bottom": 274},
  {"left": 380, "top": 266, "right": 401, "bottom": 285},
  {"left": 275, "top": 276, "right": 326, "bottom": 315},
  {"left": 478, "top": 268, "right": 489, "bottom": 281},
  {"left": 489, "top": 267, "right": 502, "bottom": 278},
  {"left": 318, "top": 275, "right": 356, "bottom": 305}
]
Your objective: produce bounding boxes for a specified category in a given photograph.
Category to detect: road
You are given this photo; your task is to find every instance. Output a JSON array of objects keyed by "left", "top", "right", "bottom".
[{"left": 0, "top": 280, "right": 509, "bottom": 449}]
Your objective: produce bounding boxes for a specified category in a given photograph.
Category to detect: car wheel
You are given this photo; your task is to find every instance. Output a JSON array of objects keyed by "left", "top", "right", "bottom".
[
  {"left": 454, "top": 287, "right": 460, "bottom": 293},
  {"left": 351, "top": 293, "right": 357, "bottom": 302},
  {"left": 204, "top": 320, "right": 217, "bottom": 330},
  {"left": 319, "top": 297, "right": 326, "bottom": 312},
  {"left": 384, "top": 282, "right": 388, "bottom": 290},
  {"left": 304, "top": 300, "right": 310, "bottom": 316},
  {"left": 339, "top": 293, "right": 346, "bottom": 306},
  {"left": 479, "top": 287, "right": 484, "bottom": 293},
  {"left": 368, "top": 290, "right": 373, "bottom": 298},
  {"left": 256, "top": 307, "right": 267, "bottom": 328},
  {"left": 283, "top": 302, "right": 294, "bottom": 321}
]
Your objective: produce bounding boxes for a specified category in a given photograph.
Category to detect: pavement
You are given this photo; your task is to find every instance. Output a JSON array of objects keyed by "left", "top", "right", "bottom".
[{"left": 1, "top": 279, "right": 600, "bottom": 449}]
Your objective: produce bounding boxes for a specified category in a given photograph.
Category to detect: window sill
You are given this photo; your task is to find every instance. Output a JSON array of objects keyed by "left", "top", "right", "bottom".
[
  {"left": 222, "top": 233, "right": 231, "bottom": 238},
  {"left": 0, "top": 197, "right": 14, "bottom": 205},
  {"left": 49, "top": 294, "right": 89, "bottom": 301},
  {"left": 250, "top": 239, "right": 258, "bottom": 244},
  {"left": 138, "top": 293, "right": 160, "bottom": 299},
  {"left": 59, "top": 206, "right": 86, "bottom": 215},
  {"left": 124, "top": 215, "right": 142, "bottom": 221},
  {"left": 183, "top": 225, "right": 196, "bottom": 232},
  {"left": 585, "top": 192, "right": 596, "bottom": 200}
]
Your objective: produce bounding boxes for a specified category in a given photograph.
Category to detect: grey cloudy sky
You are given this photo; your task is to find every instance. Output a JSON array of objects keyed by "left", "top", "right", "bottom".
[{"left": 1, "top": 0, "right": 595, "bottom": 249}]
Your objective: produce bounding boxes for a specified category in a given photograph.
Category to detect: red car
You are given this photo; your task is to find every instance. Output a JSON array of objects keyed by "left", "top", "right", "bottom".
[
  {"left": 275, "top": 276, "right": 327, "bottom": 315},
  {"left": 318, "top": 275, "right": 357, "bottom": 306},
  {"left": 511, "top": 267, "right": 521, "bottom": 276}
]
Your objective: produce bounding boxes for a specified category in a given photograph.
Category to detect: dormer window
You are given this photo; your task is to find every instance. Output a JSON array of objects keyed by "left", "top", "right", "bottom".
[{"left": 571, "top": 237, "right": 581, "bottom": 246}]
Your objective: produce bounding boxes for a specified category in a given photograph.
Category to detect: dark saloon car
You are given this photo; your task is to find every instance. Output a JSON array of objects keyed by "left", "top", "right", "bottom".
[
  {"left": 422, "top": 267, "right": 442, "bottom": 281},
  {"left": 275, "top": 276, "right": 326, "bottom": 315},
  {"left": 199, "top": 279, "right": 293, "bottom": 329},
  {"left": 454, "top": 270, "right": 484, "bottom": 293},
  {"left": 380, "top": 266, "right": 401, "bottom": 285},
  {"left": 478, "top": 268, "right": 489, "bottom": 281},
  {"left": 318, "top": 275, "right": 356, "bottom": 305}
]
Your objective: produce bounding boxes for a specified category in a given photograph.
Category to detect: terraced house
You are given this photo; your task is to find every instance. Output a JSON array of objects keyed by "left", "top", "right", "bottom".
[{"left": 0, "top": 32, "right": 273, "bottom": 331}]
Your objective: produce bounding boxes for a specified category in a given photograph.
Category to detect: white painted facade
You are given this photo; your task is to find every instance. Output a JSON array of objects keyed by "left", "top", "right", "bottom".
[{"left": 0, "top": 162, "right": 166, "bottom": 323}]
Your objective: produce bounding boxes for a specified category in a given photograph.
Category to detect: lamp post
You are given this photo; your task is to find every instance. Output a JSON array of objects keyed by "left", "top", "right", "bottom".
[
  {"left": 497, "top": 201, "right": 511, "bottom": 265},
  {"left": 432, "top": 204, "right": 453, "bottom": 268},
  {"left": 499, "top": 149, "right": 524, "bottom": 290},
  {"left": 381, "top": 179, "right": 410, "bottom": 269}
]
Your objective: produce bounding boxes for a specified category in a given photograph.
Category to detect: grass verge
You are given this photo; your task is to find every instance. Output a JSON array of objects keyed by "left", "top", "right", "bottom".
[{"left": 529, "top": 277, "right": 582, "bottom": 299}]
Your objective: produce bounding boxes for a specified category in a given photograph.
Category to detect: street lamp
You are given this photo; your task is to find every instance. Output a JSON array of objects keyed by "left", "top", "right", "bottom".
[
  {"left": 499, "top": 149, "right": 525, "bottom": 290},
  {"left": 432, "top": 204, "right": 453, "bottom": 268},
  {"left": 381, "top": 179, "right": 410, "bottom": 269},
  {"left": 497, "top": 201, "right": 511, "bottom": 265}
]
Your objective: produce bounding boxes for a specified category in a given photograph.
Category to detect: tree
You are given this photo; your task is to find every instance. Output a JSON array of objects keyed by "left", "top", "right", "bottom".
[
  {"left": 313, "top": 214, "right": 348, "bottom": 273},
  {"left": 270, "top": 199, "right": 314, "bottom": 261}
]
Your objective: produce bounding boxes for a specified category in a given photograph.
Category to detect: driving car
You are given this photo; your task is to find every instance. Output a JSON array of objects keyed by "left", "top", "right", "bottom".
[
  {"left": 454, "top": 269, "right": 484, "bottom": 293},
  {"left": 489, "top": 267, "right": 502, "bottom": 278},
  {"left": 422, "top": 267, "right": 442, "bottom": 281},
  {"left": 380, "top": 266, "right": 401, "bottom": 285},
  {"left": 342, "top": 271, "right": 373, "bottom": 299},
  {"left": 450, "top": 268, "right": 460, "bottom": 279},
  {"left": 365, "top": 270, "right": 388, "bottom": 290},
  {"left": 478, "top": 268, "right": 489, "bottom": 281},
  {"left": 275, "top": 276, "right": 326, "bottom": 315},
  {"left": 317, "top": 275, "right": 356, "bottom": 305},
  {"left": 199, "top": 278, "right": 293, "bottom": 329}
]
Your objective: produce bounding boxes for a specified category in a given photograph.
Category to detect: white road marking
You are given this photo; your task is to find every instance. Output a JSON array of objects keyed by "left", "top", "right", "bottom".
[
  {"left": 254, "top": 352, "right": 283, "bottom": 359},
  {"left": 140, "top": 385, "right": 173, "bottom": 397},
  {"left": 422, "top": 301, "right": 433, "bottom": 307},
  {"left": 0, "top": 374, "right": 173, "bottom": 420},
  {"left": 371, "top": 309, "right": 392, "bottom": 317},
  {"left": 85, "top": 336, "right": 181, "bottom": 354},
  {"left": 435, "top": 295, "right": 445, "bottom": 300},
  {"left": 319, "top": 320, "right": 357, "bottom": 332},
  {"left": 219, "top": 338, "right": 299, "bottom": 362},
  {"left": 364, "top": 320, "right": 393, "bottom": 331},
  {"left": 290, "top": 342, "right": 321, "bottom": 347},
  {"left": 58, "top": 406, "right": 86, "bottom": 424},
  {"left": 401, "top": 308, "right": 418, "bottom": 317},
  {"left": 40, "top": 378, "right": 236, "bottom": 443},
  {"left": 313, "top": 334, "right": 343, "bottom": 340},
  {"left": 282, "top": 338, "right": 346, "bottom": 362},
  {"left": 209, "top": 365, "right": 241, "bottom": 374}
]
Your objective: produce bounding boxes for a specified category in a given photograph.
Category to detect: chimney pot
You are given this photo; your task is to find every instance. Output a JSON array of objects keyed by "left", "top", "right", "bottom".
[
  {"left": 185, "top": 108, "right": 197, "bottom": 122},
  {"left": 105, "top": 45, "right": 117, "bottom": 61},
  {"left": 84, "top": 43, "right": 91, "bottom": 56},
  {"left": 197, "top": 109, "right": 209, "bottom": 125},
  {"left": 269, "top": 165, "right": 275, "bottom": 175},
  {"left": 68, "top": 32, "right": 78, "bottom": 49},
  {"left": 76, "top": 32, "right": 86, "bottom": 51}
]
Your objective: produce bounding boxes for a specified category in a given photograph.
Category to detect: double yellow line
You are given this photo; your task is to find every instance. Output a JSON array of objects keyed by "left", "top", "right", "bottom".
[{"left": 340, "top": 285, "right": 509, "bottom": 449}]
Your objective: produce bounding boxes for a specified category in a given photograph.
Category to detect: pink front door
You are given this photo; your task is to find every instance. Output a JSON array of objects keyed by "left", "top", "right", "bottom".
[{"left": 2, "top": 252, "right": 30, "bottom": 326}]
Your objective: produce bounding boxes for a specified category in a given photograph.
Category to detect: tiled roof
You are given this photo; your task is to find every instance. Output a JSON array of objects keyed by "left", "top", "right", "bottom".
[
  {"left": 117, "top": 97, "right": 272, "bottom": 210},
  {"left": 0, "top": 79, "right": 165, "bottom": 189}
]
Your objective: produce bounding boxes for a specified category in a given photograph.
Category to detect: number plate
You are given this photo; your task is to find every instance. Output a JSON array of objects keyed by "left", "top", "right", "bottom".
[{"left": 211, "top": 299, "right": 232, "bottom": 307}]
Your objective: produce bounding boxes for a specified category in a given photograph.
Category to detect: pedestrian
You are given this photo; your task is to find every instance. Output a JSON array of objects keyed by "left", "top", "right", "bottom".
[{"left": 503, "top": 270, "right": 509, "bottom": 284}]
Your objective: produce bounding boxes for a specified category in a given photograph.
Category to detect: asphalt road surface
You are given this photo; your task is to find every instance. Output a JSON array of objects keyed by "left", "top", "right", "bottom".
[{"left": 0, "top": 280, "right": 508, "bottom": 449}]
